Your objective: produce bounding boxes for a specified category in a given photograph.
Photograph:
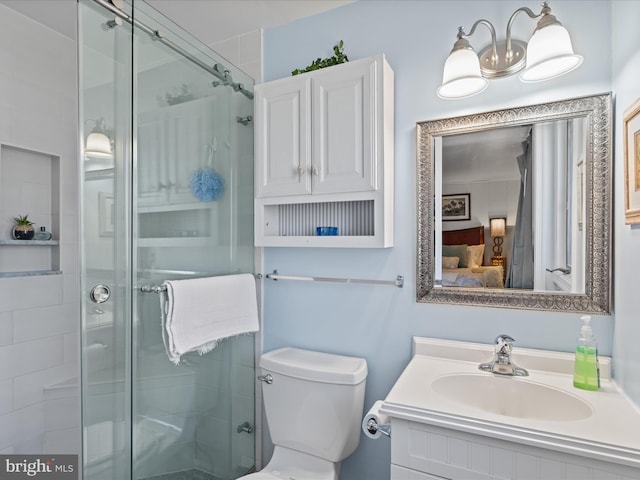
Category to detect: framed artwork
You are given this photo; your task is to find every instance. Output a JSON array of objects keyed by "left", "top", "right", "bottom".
[
  {"left": 442, "top": 193, "right": 471, "bottom": 221},
  {"left": 624, "top": 97, "right": 640, "bottom": 225},
  {"left": 98, "top": 192, "right": 114, "bottom": 236}
]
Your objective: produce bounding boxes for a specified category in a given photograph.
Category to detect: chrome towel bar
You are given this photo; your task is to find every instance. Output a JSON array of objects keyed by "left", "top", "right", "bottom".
[
  {"left": 139, "top": 273, "right": 263, "bottom": 294},
  {"left": 265, "top": 270, "right": 404, "bottom": 288},
  {"left": 139, "top": 284, "right": 167, "bottom": 293},
  {"left": 138, "top": 272, "right": 402, "bottom": 293}
]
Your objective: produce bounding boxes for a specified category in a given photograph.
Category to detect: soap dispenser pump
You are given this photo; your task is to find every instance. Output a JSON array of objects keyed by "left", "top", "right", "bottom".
[{"left": 573, "top": 315, "right": 600, "bottom": 391}]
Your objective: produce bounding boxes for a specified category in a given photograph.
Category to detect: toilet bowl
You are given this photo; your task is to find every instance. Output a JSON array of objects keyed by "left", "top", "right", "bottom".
[{"left": 241, "top": 347, "right": 367, "bottom": 480}]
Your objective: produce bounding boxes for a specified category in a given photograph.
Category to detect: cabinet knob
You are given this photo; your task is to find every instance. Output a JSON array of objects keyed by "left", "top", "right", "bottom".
[
  {"left": 312, "top": 165, "right": 319, "bottom": 176},
  {"left": 296, "top": 166, "right": 306, "bottom": 176}
]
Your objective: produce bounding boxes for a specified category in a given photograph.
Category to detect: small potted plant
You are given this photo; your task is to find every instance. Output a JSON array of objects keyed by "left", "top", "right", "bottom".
[{"left": 12, "top": 214, "right": 34, "bottom": 240}]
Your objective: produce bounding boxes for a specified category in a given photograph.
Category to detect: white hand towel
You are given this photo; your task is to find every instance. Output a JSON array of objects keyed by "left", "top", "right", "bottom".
[{"left": 161, "top": 273, "right": 259, "bottom": 365}]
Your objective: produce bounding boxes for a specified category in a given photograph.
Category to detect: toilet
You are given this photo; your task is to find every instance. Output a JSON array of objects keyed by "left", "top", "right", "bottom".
[{"left": 242, "top": 346, "right": 368, "bottom": 480}]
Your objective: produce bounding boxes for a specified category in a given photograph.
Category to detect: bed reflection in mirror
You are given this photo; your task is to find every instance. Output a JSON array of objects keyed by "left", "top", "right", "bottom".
[
  {"left": 436, "top": 119, "right": 586, "bottom": 293},
  {"left": 416, "top": 94, "right": 612, "bottom": 313}
]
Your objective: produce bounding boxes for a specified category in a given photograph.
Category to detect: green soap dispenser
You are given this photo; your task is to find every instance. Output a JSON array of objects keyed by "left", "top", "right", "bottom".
[{"left": 573, "top": 315, "right": 600, "bottom": 391}]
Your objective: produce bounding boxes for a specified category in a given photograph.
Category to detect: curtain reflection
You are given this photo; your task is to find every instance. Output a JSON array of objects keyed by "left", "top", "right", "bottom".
[{"left": 506, "top": 131, "right": 534, "bottom": 288}]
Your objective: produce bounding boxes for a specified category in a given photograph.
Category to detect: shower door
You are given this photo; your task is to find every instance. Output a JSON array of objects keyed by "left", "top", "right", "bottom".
[{"left": 80, "top": 1, "right": 256, "bottom": 479}]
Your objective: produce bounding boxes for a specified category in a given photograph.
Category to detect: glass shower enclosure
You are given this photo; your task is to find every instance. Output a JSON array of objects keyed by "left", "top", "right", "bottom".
[{"left": 79, "top": 1, "right": 255, "bottom": 479}]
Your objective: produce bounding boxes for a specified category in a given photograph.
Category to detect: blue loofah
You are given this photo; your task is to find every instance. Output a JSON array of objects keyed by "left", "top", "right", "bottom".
[{"left": 190, "top": 168, "right": 224, "bottom": 201}]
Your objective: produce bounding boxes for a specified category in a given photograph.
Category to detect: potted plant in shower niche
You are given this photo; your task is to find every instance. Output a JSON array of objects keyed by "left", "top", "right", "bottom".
[{"left": 12, "top": 214, "right": 34, "bottom": 240}]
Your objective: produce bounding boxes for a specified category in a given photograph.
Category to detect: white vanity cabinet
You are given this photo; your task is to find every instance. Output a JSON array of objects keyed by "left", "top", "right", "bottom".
[
  {"left": 382, "top": 337, "right": 640, "bottom": 480},
  {"left": 254, "top": 54, "right": 394, "bottom": 247},
  {"left": 390, "top": 419, "right": 640, "bottom": 480}
]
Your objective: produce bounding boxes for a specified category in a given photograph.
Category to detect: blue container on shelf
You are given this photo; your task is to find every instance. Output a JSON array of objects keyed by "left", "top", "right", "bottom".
[{"left": 316, "top": 226, "right": 338, "bottom": 236}]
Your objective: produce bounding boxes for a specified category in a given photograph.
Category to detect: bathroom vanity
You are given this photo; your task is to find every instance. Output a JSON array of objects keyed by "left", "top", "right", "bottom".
[{"left": 381, "top": 337, "right": 640, "bottom": 480}]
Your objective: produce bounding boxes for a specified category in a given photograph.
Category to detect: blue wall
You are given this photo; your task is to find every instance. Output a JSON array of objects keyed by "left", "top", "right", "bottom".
[
  {"left": 262, "top": 2, "right": 616, "bottom": 479},
  {"left": 612, "top": 0, "right": 640, "bottom": 409}
]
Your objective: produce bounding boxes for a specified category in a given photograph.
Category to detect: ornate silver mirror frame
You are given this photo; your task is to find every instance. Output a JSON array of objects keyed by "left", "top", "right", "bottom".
[{"left": 416, "top": 93, "right": 612, "bottom": 313}]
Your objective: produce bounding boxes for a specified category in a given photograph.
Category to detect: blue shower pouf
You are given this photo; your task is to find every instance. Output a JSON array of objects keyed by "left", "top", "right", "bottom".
[{"left": 190, "top": 168, "right": 224, "bottom": 201}]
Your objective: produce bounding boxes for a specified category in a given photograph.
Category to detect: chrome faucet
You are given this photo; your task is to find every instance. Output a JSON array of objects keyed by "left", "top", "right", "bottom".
[{"left": 479, "top": 334, "right": 529, "bottom": 376}]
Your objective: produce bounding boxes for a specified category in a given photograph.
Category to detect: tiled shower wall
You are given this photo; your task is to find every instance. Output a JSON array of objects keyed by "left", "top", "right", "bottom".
[
  {"left": 0, "top": 0, "right": 262, "bottom": 465},
  {"left": 0, "top": 4, "right": 80, "bottom": 455},
  {"left": 211, "top": 30, "right": 262, "bottom": 83}
]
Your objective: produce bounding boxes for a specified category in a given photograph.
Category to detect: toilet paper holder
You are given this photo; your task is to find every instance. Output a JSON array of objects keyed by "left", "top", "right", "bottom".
[
  {"left": 365, "top": 418, "right": 391, "bottom": 438},
  {"left": 363, "top": 400, "right": 392, "bottom": 439}
]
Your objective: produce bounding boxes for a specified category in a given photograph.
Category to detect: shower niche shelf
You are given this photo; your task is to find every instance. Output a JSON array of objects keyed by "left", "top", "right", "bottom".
[
  {"left": 137, "top": 203, "right": 216, "bottom": 246},
  {"left": 254, "top": 53, "right": 394, "bottom": 248},
  {"left": 0, "top": 239, "right": 59, "bottom": 246},
  {"left": 0, "top": 144, "right": 61, "bottom": 277}
]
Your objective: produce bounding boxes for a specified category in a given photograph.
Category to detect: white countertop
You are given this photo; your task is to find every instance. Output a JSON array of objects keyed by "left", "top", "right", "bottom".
[{"left": 381, "top": 337, "right": 640, "bottom": 469}]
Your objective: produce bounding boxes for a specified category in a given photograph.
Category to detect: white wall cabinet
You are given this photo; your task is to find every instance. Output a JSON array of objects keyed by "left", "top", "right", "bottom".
[{"left": 254, "top": 54, "right": 394, "bottom": 248}]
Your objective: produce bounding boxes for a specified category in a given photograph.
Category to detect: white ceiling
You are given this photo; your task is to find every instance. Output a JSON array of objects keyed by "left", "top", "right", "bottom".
[
  {"left": 145, "top": 0, "right": 355, "bottom": 47},
  {"left": 0, "top": 0, "right": 354, "bottom": 45}
]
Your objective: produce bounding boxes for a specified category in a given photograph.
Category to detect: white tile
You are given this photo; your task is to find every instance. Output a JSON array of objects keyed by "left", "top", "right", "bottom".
[
  {"left": 0, "top": 335, "right": 63, "bottom": 381},
  {"left": 63, "top": 332, "right": 80, "bottom": 365},
  {"left": 44, "top": 396, "right": 80, "bottom": 431},
  {"left": 43, "top": 426, "right": 80, "bottom": 455},
  {"left": 12, "top": 433, "right": 43, "bottom": 455},
  {"left": 0, "top": 275, "right": 63, "bottom": 311},
  {"left": 14, "top": 362, "right": 77, "bottom": 409},
  {"left": 62, "top": 273, "right": 81, "bottom": 306},
  {"left": 1, "top": 146, "right": 51, "bottom": 184},
  {"left": 238, "top": 60, "right": 261, "bottom": 84},
  {"left": 0, "top": 181, "right": 21, "bottom": 224},
  {"left": 59, "top": 244, "right": 80, "bottom": 271},
  {"left": 0, "top": 246, "right": 51, "bottom": 273},
  {"left": 0, "top": 312, "right": 12, "bottom": 346},
  {"left": 238, "top": 30, "right": 261, "bottom": 66},
  {"left": 0, "top": 445, "right": 14, "bottom": 454},
  {"left": 59, "top": 213, "right": 79, "bottom": 246},
  {"left": 212, "top": 37, "right": 239, "bottom": 65},
  {"left": 0, "top": 379, "right": 12, "bottom": 415},
  {"left": 0, "top": 402, "right": 44, "bottom": 453},
  {"left": 60, "top": 181, "right": 80, "bottom": 216},
  {"left": 43, "top": 376, "right": 78, "bottom": 398},
  {"left": 13, "top": 303, "right": 77, "bottom": 343}
]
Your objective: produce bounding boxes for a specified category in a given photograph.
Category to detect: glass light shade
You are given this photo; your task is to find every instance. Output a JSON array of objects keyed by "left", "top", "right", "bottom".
[
  {"left": 437, "top": 48, "right": 488, "bottom": 99},
  {"left": 520, "top": 24, "right": 583, "bottom": 82},
  {"left": 490, "top": 218, "right": 506, "bottom": 237},
  {"left": 85, "top": 131, "right": 113, "bottom": 158}
]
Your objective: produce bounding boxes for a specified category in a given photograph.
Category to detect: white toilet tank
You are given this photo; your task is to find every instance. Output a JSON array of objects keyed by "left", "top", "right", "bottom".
[{"left": 259, "top": 347, "right": 368, "bottom": 463}]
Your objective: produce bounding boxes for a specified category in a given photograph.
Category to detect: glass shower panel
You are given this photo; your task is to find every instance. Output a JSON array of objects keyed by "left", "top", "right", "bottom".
[
  {"left": 131, "top": 3, "right": 255, "bottom": 480},
  {"left": 81, "top": 1, "right": 255, "bottom": 479},
  {"left": 79, "top": 1, "right": 133, "bottom": 480}
]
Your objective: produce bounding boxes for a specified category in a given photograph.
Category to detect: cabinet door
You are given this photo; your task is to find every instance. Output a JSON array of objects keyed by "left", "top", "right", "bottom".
[
  {"left": 255, "top": 76, "right": 311, "bottom": 197},
  {"left": 311, "top": 57, "right": 377, "bottom": 194}
]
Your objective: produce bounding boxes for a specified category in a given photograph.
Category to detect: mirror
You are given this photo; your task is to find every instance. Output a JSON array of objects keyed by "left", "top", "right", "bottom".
[{"left": 416, "top": 93, "right": 611, "bottom": 313}]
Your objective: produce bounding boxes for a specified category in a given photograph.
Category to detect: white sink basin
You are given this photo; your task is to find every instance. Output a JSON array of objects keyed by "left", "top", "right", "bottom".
[{"left": 432, "top": 373, "right": 593, "bottom": 421}]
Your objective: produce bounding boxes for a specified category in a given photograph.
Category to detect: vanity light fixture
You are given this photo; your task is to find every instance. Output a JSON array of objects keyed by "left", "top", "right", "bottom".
[
  {"left": 489, "top": 217, "right": 507, "bottom": 257},
  {"left": 437, "top": 1, "right": 583, "bottom": 99},
  {"left": 85, "top": 118, "right": 113, "bottom": 159}
]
